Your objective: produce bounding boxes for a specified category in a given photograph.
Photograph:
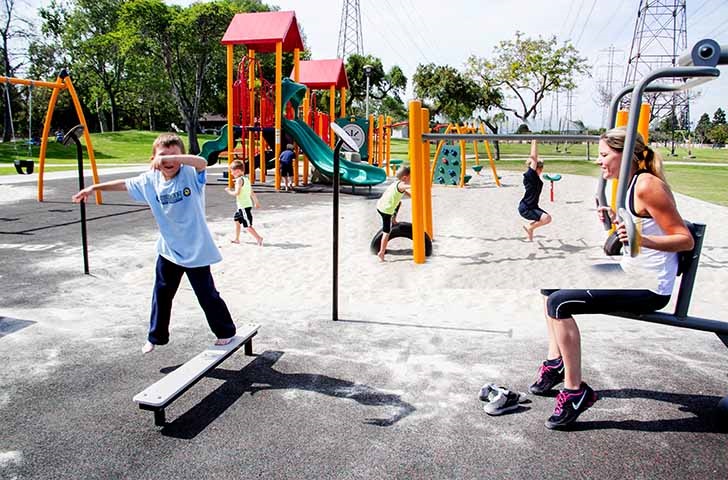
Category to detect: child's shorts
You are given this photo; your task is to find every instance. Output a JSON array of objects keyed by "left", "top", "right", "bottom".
[
  {"left": 518, "top": 204, "right": 548, "bottom": 222},
  {"left": 280, "top": 163, "right": 293, "bottom": 176},
  {"left": 377, "top": 204, "right": 401, "bottom": 233},
  {"left": 234, "top": 207, "right": 253, "bottom": 227}
]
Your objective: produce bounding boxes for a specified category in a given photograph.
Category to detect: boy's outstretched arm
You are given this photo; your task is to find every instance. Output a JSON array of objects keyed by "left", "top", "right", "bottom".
[
  {"left": 526, "top": 140, "right": 539, "bottom": 170},
  {"left": 72, "top": 179, "right": 127, "bottom": 203}
]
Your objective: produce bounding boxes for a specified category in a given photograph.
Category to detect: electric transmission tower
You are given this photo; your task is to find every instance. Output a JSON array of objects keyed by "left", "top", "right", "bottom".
[
  {"left": 595, "top": 45, "right": 624, "bottom": 127},
  {"left": 337, "top": 0, "right": 364, "bottom": 59},
  {"left": 623, "top": 0, "right": 689, "bottom": 131}
]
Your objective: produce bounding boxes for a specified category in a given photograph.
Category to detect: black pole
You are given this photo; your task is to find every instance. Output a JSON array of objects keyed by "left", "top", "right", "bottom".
[
  {"left": 63, "top": 124, "right": 89, "bottom": 274},
  {"left": 332, "top": 138, "right": 344, "bottom": 321},
  {"left": 332, "top": 138, "right": 346, "bottom": 321},
  {"left": 75, "top": 135, "right": 89, "bottom": 274}
]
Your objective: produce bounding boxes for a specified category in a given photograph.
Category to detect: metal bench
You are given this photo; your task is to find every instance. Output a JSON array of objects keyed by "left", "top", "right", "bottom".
[{"left": 133, "top": 323, "right": 259, "bottom": 426}]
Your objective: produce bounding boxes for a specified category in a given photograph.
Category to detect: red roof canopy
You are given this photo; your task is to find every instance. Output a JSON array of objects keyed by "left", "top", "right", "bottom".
[
  {"left": 292, "top": 59, "right": 349, "bottom": 90},
  {"left": 221, "top": 11, "right": 304, "bottom": 53}
]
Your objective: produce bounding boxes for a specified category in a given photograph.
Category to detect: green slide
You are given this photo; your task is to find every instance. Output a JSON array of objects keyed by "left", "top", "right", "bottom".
[
  {"left": 281, "top": 78, "right": 386, "bottom": 186},
  {"left": 200, "top": 125, "right": 240, "bottom": 166}
]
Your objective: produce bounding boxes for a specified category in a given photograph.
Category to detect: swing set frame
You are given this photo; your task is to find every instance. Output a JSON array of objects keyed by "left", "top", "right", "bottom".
[{"left": 1, "top": 69, "right": 102, "bottom": 204}]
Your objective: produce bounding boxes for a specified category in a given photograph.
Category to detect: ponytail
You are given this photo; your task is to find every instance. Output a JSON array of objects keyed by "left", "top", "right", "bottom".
[{"left": 641, "top": 145, "right": 665, "bottom": 181}]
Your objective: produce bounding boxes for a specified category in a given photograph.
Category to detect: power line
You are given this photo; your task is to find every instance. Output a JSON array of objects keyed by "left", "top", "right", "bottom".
[{"left": 574, "top": 0, "right": 599, "bottom": 47}]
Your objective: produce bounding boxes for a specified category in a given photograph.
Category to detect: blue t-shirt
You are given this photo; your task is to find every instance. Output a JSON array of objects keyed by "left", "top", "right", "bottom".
[
  {"left": 125, "top": 165, "right": 222, "bottom": 268},
  {"left": 279, "top": 149, "right": 295, "bottom": 165}
]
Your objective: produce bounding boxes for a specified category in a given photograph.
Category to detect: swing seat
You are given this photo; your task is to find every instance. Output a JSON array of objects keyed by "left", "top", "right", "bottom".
[
  {"left": 472, "top": 165, "right": 484, "bottom": 174},
  {"left": 463, "top": 175, "right": 473, "bottom": 184},
  {"left": 543, "top": 173, "right": 561, "bottom": 182},
  {"left": 14, "top": 160, "right": 34, "bottom": 175}
]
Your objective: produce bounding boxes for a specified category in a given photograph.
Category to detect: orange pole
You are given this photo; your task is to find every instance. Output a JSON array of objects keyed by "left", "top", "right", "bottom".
[
  {"left": 408, "top": 100, "right": 425, "bottom": 264},
  {"left": 65, "top": 76, "right": 101, "bottom": 205},
  {"left": 340, "top": 88, "right": 346, "bottom": 118},
  {"left": 274, "top": 42, "right": 282, "bottom": 190},
  {"left": 368, "top": 114, "right": 374, "bottom": 165},
  {"left": 293, "top": 48, "right": 300, "bottom": 186},
  {"left": 248, "top": 50, "right": 256, "bottom": 184},
  {"left": 422, "top": 108, "right": 433, "bottom": 240},
  {"left": 385, "top": 115, "right": 392, "bottom": 166},
  {"left": 0, "top": 76, "right": 65, "bottom": 89},
  {"left": 226, "top": 45, "right": 234, "bottom": 188},
  {"left": 329, "top": 85, "right": 336, "bottom": 149},
  {"left": 37, "top": 82, "right": 62, "bottom": 202},
  {"left": 302, "top": 90, "right": 310, "bottom": 185},
  {"left": 377, "top": 114, "right": 385, "bottom": 171}
]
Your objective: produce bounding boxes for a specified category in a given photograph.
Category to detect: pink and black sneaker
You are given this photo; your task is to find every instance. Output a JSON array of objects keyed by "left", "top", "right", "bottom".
[
  {"left": 529, "top": 357, "right": 565, "bottom": 395},
  {"left": 545, "top": 382, "right": 598, "bottom": 429}
]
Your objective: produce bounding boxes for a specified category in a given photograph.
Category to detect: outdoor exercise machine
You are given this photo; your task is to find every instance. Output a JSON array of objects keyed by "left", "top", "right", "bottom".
[
  {"left": 602, "top": 38, "right": 728, "bottom": 420},
  {"left": 0, "top": 69, "right": 101, "bottom": 203},
  {"left": 133, "top": 324, "right": 260, "bottom": 426}
]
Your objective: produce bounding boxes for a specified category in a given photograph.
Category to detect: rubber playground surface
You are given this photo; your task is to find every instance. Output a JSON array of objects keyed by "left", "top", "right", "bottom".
[{"left": 1, "top": 166, "right": 727, "bottom": 479}]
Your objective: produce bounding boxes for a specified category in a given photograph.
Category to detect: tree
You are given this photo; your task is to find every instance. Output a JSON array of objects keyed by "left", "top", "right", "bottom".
[
  {"left": 694, "top": 112, "right": 711, "bottom": 144},
  {"left": 120, "top": 0, "right": 237, "bottom": 153},
  {"left": 412, "top": 63, "right": 482, "bottom": 123},
  {"left": 1, "top": 0, "right": 35, "bottom": 141},
  {"left": 712, "top": 107, "right": 726, "bottom": 126},
  {"left": 344, "top": 54, "right": 407, "bottom": 118},
  {"left": 466, "top": 31, "right": 589, "bottom": 124},
  {"left": 709, "top": 124, "right": 728, "bottom": 144}
]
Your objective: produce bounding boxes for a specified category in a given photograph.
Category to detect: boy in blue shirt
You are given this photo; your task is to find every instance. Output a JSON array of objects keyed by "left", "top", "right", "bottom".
[
  {"left": 279, "top": 143, "right": 295, "bottom": 191},
  {"left": 72, "top": 133, "right": 236, "bottom": 353}
]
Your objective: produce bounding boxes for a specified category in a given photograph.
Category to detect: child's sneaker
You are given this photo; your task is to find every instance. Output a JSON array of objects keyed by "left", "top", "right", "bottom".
[
  {"left": 479, "top": 384, "right": 528, "bottom": 416},
  {"left": 529, "top": 358, "right": 565, "bottom": 395},
  {"left": 545, "top": 382, "right": 598, "bottom": 429}
]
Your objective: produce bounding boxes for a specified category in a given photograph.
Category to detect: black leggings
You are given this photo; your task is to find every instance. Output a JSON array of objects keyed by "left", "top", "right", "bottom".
[
  {"left": 378, "top": 204, "right": 401, "bottom": 233},
  {"left": 541, "top": 289, "right": 671, "bottom": 319}
]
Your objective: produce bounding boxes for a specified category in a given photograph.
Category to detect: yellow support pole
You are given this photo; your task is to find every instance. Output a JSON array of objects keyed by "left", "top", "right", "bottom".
[
  {"left": 274, "top": 42, "right": 282, "bottom": 190},
  {"left": 329, "top": 85, "right": 336, "bottom": 149},
  {"left": 610, "top": 109, "right": 630, "bottom": 232},
  {"left": 227, "top": 45, "right": 235, "bottom": 188},
  {"left": 385, "top": 115, "right": 392, "bottom": 167},
  {"left": 368, "top": 114, "right": 374, "bottom": 165},
  {"left": 377, "top": 114, "right": 384, "bottom": 171},
  {"left": 292, "top": 48, "right": 300, "bottom": 187},
  {"left": 422, "top": 108, "right": 433, "bottom": 240},
  {"left": 638, "top": 103, "right": 651, "bottom": 143},
  {"left": 37, "top": 82, "right": 62, "bottom": 203},
  {"left": 302, "top": 90, "right": 310, "bottom": 185},
  {"left": 408, "top": 100, "right": 425, "bottom": 264},
  {"left": 65, "top": 76, "right": 101, "bottom": 205},
  {"left": 340, "top": 88, "right": 346, "bottom": 118},
  {"left": 248, "top": 50, "right": 256, "bottom": 185},
  {"left": 456, "top": 124, "right": 467, "bottom": 187}
]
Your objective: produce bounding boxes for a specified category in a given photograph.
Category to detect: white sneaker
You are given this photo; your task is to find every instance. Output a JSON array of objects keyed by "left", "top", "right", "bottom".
[{"left": 479, "top": 384, "right": 527, "bottom": 415}]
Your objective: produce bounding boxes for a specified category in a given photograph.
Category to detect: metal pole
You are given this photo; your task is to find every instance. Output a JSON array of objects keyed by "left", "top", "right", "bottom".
[
  {"left": 365, "top": 74, "right": 370, "bottom": 118},
  {"left": 73, "top": 134, "right": 89, "bottom": 274},
  {"left": 332, "top": 137, "right": 344, "bottom": 321}
]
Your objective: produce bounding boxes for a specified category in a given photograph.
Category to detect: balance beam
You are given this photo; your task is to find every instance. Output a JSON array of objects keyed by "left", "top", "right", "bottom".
[{"left": 133, "top": 323, "right": 259, "bottom": 426}]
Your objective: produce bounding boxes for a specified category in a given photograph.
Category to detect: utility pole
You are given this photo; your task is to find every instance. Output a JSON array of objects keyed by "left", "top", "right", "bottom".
[
  {"left": 624, "top": 0, "right": 689, "bottom": 154},
  {"left": 337, "top": 0, "right": 364, "bottom": 60}
]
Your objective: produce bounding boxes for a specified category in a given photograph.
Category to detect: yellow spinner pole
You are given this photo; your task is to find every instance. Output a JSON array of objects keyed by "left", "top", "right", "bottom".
[
  {"left": 293, "top": 48, "right": 300, "bottom": 186},
  {"left": 408, "top": 100, "right": 425, "bottom": 264},
  {"left": 274, "top": 42, "right": 282, "bottom": 190},
  {"left": 610, "top": 109, "right": 630, "bottom": 232},
  {"left": 226, "top": 45, "right": 234, "bottom": 188},
  {"left": 37, "top": 79, "right": 65, "bottom": 202},
  {"left": 422, "top": 108, "right": 433, "bottom": 240},
  {"left": 248, "top": 50, "right": 256, "bottom": 185},
  {"left": 302, "top": 90, "right": 310, "bottom": 185},
  {"left": 65, "top": 76, "right": 101, "bottom": 205}
]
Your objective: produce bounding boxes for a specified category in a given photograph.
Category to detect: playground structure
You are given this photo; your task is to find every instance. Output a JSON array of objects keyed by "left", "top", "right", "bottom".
[
  {"left": 1, "top": 70, "right": 101, "bottom": 204},
  {"left": 218, "top": 11, "right": 385, "bottom": 190},
  {"left": 430, "top": 123, "right": 500, "bottom": 187}
]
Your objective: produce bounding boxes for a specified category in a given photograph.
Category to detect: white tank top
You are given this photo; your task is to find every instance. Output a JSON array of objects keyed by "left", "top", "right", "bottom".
[{"left": 620, "top": 172, "right": 678, "bottom": 296}]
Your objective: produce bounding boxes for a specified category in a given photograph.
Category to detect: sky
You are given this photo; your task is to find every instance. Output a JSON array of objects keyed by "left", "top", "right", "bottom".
[
  {"left": 22, "top": 0, "right": 728, "bottom": 130},
  {"left": 258, "top": 0, "right": 728, "bottom": 130}
]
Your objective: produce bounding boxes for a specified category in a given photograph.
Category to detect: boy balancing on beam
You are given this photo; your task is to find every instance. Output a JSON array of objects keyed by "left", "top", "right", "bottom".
[{"left": 72, "top": 133, "right": 237, "bottom": 353}]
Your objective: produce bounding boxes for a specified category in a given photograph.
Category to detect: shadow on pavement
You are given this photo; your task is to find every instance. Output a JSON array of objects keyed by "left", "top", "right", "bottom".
[{"left": 160, "top": 350, "right": 415, "bottom": 439}]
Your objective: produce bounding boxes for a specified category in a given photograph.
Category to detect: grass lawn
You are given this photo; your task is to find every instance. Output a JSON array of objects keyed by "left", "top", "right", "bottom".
[{"left": 1, "top": 131, "right": 726, "bottom": 206}]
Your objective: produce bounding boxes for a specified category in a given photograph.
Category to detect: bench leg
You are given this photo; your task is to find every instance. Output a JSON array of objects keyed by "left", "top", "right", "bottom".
[
  {"left": 244, "top": 339, "right": 253, "bottom": 356},
  {"left": 154, "top": 409, "right": 166, "bottom": 427}
]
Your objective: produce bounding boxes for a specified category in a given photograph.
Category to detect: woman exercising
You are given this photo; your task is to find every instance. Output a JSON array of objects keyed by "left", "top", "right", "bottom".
[{"left": 531, "top": 127, "right": 694, "bottom": 429}]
